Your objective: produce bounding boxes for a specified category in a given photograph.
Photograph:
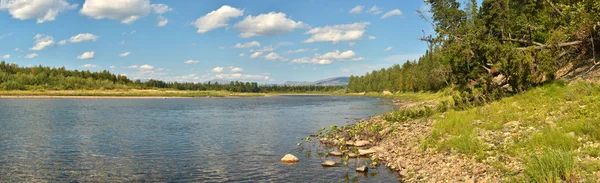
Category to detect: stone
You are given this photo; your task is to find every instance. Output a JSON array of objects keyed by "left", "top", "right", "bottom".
[
  {"left": 503, "top": 121, "right": 521, "bottom": 128},
  {"left": 354, "top": 140, "right": 370, "bottom": 147},
  {"left": 346, "top": 140, "right": 355, "bottom": 146},
  {"left": 383, "top": 90, "right": 392, "bottom": 95},
  {"left": 356, "top": 166, "right": 368, "bottom": 172},
  {"left": 280, "top": 154, "right": 299, "bottom": 163},
  {"left": 567, "top": 132, "right": 576, "bottom": 137},
  {"left": 322, "top": 160, "right": 336, "bottom": 167},
  {"left": 472, "top": 166, "right": 486, "bottom": 175},
  {"left": 358, "top": 149, "right": 376, "bottom": 156},
  {"left": 319, "top": 138, "right": 329, "bottom": 144},
  {"left": 329, "top": 150, "right": 343, "bottom": 156},
  {"left": 348, "top": 153, "right": 357, "bottom": 158},
  {"left": 309, "top": 134, "right": 318, "bottom": 137},
  {"left": 399, "top": 170, "right": 409, "bottom": 178},
  {"left": 379, "top": 127, "right": 391, "bottom": 136}
]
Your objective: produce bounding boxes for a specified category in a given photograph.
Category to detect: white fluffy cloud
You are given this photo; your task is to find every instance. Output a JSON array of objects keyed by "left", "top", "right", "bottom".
[
  {"left": 249, "top": 45, "right": 276, "bottom": 53},
  {"left": 0, "top": 0, "right": 78, "bottom": 23},
  {"left": 367, "top": 6, "right": 382, "bottom": 15},
  {"left": 127, "top": 65, "right": 139, "bottom": 69},
  {"left": 384, "top": 46, "right": 392, "bottom": 52},
  {"left": 349, "top": 5, "right": 363, "bottom": 14},
  {"left": 156, "top": 16, "right": 168, "bottom": 27},
  {"left": 284, "top": 48, "right": 317, "bottom": 54},
  {"left": 57, "top": 40, "right": 67, "bottom": 45},
  {"left": 140, "top": 64, "right": 154, "bottom": 70},
  {"left": 212, "top": 67, "right": 224, "bottom": 73},
  {"left": 80, "top": 0, "right": 151, "bottom": 24},
  {"left": 2, "top": 54, "right": 9, "bottom": 59},
  {"left": 239, "top": 53, "right": 245, "bottom": 57},
  {"left": 77, "top": 51, "right": 95, "bottom": 59},
  {"left": 184, "top": 60, "right": 199, "bottom": 64},
  {"left": 291, "top": 50, "right": 364, "bottom": 65},
  {"left": 69, "top": 33, "right": 98, "bottom": 43},
  {"left": 304, "top": 22, "right": 370, "bottom": 43},
  {"left": 30, "top": 34, "right": 54, "bottom": 51},
  {"left": 119, "top": 52, "right": 130, "bottom": 57},
  {"left": 81, "top": 64, "right": 99, "bottom": 68},
  {"left": 24, "top": 53, "right": 38, "bottom": 59},
  {"left": 368, "top": 35, "right": 376, "bottom": 40},
  {"left": 349, "top": 42, "right": 356, "bottom": 46},
  {"left": 249, "top": 52, "right": 262, "bottom": 59},
  {"left": 263, "top": 52, "right": 287, "bottom": 62},
  {"left": 230, "top": 67, "right": 243, "bottom": 73},
  {"left": 381, "top": 9, "right": 402, "bottom": 19},
  {"left": 151, "top": 4, "right": 171, "bottom": 14},
  {"left": 234, "top": 41, "right": 260, "bottom": 48},
  {"left": 234, "top": 12, "right": 305, "bottom": 38},
  {"left": 193, "top": 5, "right": 243, "bottom": 34},
  {"left": 215, "top": 73, "right": 269, "bottom": 81}
]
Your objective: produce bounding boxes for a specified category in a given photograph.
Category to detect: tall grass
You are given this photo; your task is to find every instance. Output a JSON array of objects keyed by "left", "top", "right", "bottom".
[{"left": 524, "top": 150, "right": 574, "bottom": 183}]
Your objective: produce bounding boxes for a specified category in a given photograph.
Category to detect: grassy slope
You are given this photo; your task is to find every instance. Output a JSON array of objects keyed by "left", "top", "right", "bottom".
[{"left": 426, "top": 81, "right": 600, "bottom": 182}]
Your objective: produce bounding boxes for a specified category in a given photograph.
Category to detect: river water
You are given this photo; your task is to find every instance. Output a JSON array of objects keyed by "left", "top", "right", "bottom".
[{"left": 0, "top": 96, "right": 399, "bottom": 182}]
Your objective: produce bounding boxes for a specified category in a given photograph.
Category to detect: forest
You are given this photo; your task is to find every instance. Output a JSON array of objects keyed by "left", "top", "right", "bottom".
[{"left": 0, "top": 61, "right": 343, "bottom": 93}]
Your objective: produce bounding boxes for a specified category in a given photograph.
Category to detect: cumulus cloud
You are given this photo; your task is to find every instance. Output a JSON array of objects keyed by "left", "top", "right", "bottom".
[
  {"left": 369, "top": 35, "right": 376, "bottom": 40},
  {"left": 367, "top": 6, "right": 382, "bottom": 15},
  {"left": 234, "top": 12, "right": 305, "bottom": 38},
  {"left": 127, "top": 65, "right": 139, "bottom": 69},
  {"left": 24, "top": 53, "right": 38, "bottom": 59},
  {"left": 140, "top": 64, "right": 154, "bottom": 70},
  {"left": 69, "top": 33, "right": 98, "bottom": 43},
  {"left": 30, "top": 34, "right": 54, "bottom": 51},
  {"left": 215, "top": 73, "right": 269, "bottom": 81},
  {"left": 284, "top": 48, "right": 317, "bottom": 54},
  {"left": 384, "top": 46, "right": 393, "bottom": 52},
  {"left": 184, "top": 60, "right": 199, "bottom": 64},
  {"left": 230, "top": 67, "right": 243, "bottom": 73},
  {"left": 151, "top": 4, "right": 171, "bottom": 14},
  {"left": 212, "top": 67, "right": 224, "bottom": 73},
  {"left": 249, "top": 52, "right": 262, "bottom": 59},
  {"left": 349, "top": 5, "right": 363, "bottom": 14},
  {"left": 156, "top": 16, "right": 168, "bottom": 27},
  {"left": 239, "top": 53, "right": 245, "bottom": 57},
  {"left": 194, "top": 5, "right": 243, "bottom": 34},
  {"left": 81, "top": 64, "right": 99, "bottom": 68},
  {"left": 57, "top": 40, "right": 67, "bottom": 45},
  {"left": 234, "top": 41, "right": 260, "bottom": 48},
  {"left": 77, "top": 51, "right": 95, "bottom": 59},
  {"left": 263, "top": 52, "right": 287, "bottom": 62},
  {"left": 119, "top": 52, "right": 130, "bottom": 57},
  {"left": 381, "top": 9, "right": 402, "bottom": 19},
  {"left": 249, "top": 45, "right": 276, "bottom": 53},
  {"left": 109, "top": 65, "right": 115, "bottom": 69},
  {"left": 2, "top": 54, "right": 9, "bottom": 59},
  {"left": 0, "top": 0, "right": 78, "bottom": 23},
  {"left": 349, "top": 42, "right": 356, "bottom": 46},
  {"left": 291, "top": 50, "right": 364, "bottom": 65},
  {"left": 80, "top": 0, "right": 151, "bottom": 24},
  {"left": 303, "top": 22, "right": 370, "bottom": 43}
]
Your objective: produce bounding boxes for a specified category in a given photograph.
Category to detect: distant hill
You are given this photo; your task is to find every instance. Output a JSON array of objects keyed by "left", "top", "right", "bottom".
[{"left": 283, "top": 76, "right": 349, "bottom": 86}]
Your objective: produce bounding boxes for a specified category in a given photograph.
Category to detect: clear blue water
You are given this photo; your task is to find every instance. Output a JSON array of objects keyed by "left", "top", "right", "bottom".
[{"left": 0, "top": 96, "right": 398, "bottom": 182}]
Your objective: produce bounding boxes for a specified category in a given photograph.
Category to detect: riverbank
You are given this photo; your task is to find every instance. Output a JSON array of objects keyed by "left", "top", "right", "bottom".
[
  {"left": 319, "top": 81, "right": 600, "bottom": 182},
  {"left": 0, "top": 89, "right": 270, "bottom": 98}
]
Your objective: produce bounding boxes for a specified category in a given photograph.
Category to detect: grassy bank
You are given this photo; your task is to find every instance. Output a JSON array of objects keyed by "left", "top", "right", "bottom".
[
  {"left": 318, "top": 81, "right": 600, "bottom": 182},
  {"left": 0, "top": 89, "right": 267, "bottom": 98}
]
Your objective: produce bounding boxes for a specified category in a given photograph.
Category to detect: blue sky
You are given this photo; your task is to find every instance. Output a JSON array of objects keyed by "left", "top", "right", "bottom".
[{"left": 0, "top": 0, "right": 434, "bottom": 83}]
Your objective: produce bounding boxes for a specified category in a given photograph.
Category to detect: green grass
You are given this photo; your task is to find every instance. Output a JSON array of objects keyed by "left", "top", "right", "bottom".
[{"left": 524, "top": 150, "right": 574, "bottom": 183}]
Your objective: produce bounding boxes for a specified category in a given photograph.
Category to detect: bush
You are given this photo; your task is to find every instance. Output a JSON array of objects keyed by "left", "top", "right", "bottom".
[{"left": 0, "top": 81, "right": 25, "bottom": 90}]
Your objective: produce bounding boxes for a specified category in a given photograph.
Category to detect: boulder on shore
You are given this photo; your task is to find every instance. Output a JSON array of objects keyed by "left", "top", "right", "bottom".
[
  {"left": 329, "top": 150, "right": 343, "bottom": 156},
  {"left": 322, "top": 160, "right": 336, "bottom": 167},
  {"left": 356, "top": 166, "right": 368, "bottom": 172},
  {"left": 348, "top": 153, "right": 357, "bottom": 158},
  {"left": 280, "top": 154, "right": 299, "bottom": 163},
  {"left": 358, "top": 149, "right": 376, "bottom": 156},
  {"left": 354, "top": 140, "right": 370, "bottom": 147}
]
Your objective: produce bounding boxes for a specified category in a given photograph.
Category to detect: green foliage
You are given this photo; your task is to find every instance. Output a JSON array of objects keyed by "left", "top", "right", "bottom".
[{"left": 524, "top": 150, "right": 574, "bottom": 183}]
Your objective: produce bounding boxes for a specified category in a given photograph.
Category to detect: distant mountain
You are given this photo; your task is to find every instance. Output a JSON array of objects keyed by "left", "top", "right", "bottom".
[{"left": 283, "top": 76, "right": 349, "bottom": 86}]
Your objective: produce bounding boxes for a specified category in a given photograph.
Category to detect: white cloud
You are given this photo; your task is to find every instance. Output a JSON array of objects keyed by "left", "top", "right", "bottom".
[
  {"left": 215, "top": 73, "right": 269, "bottom": 81},
  {"left": 193, "top": 5, "right": 243, "bottom": 34},
  {"left": 30, "top": 34, "right": 54, "bottom": 51},
  {"left": 234, "top": 41, "right": 260, "bottom": 48},
  {"left": 151, "top": 4, "right": 171, "bottom": 14},
  {"left": 384, "top": 46, "right": 392, "bottom": 52},
  {"left": 57, "top": 40, "right": 67, "bottom": 45},
  {"left": 212, "top": 67, "right": 224, "bottom": 73},
  {"left": 304, "top": 22, "right": 370, "bottom": 43},
  {"left": 284, "top": 48, "right": 317, "bottom": 54},
  {"left": 24, "top": 53, "right": 38, "bottom": 59},
  {"left": 80, "top": 0, "right": 151, "bottom": 24},
  {"left": 156, "top": 16, "right": 168, "bottom": 27},
  {"left": 367, "top": 6, "right": 382, "bottom": 15},
  {"left": 349, "top": 5, "right": 363, "bottom": 14},
  {"left": 119, "top": 52, "right": 130, "bottom": 57},
  {"left": 249, "top": 52, "right": 262, "bottom": 59},
  {"left": 368, "top": 35, "right": 376, "bottom": 40},
  {"left": 250, "top": 45, "right": 276, "bottom": 53},
  {"left": 2, "top": 54, "right": 10, "bottom": 59},
  {"left": 109, "top": 65, "right": 115, "bottom": 69},
  {"left": 234, "top": 12, "right": 305, "bottom": 38},
  {"left": 0, "top": 0, "right": 78, "bottom": 23},
  {"left": 140, "top": 64, "right": 154, "bottom": 70},
  {"left": 14, "top": 48, "right": 20, "bottom": 52},
  {"left": 81, "top": 64, "right": 99, "bottom": 68},
  {"left": 230, "top": 67, "right": 243, "bottom": 73},
  {"left": 381, "top": 9, "right": 402, "bottom": 19},
  {"left": 77, "top": 51, "right": 95, "bottom": 59},
  {"left": 68, "top": 33, "right": 98, "bottom": 43},
  {"left": 184, "top": 60, "right": 199, "bottom": 64},
  {"left": 120, "top": 40, "right": 126, "bottom": 45},
  {"left": 291, "top": 50, "right": 364, "bottom": 65},
  {"left": 239, "top": 53, "right": 245, "bottom": 57},
  {"left": 127, "top": 65, "right": 139, "bottom": 69},
  {"left": 263, "top": 52, "right": 287, "bottom": 62},
  {"left": 349, "top": 42, "right": 356, "bottom": 46}
]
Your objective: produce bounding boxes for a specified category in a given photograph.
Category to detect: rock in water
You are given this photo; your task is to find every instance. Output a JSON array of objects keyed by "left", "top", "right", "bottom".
[
  {"left": 348, "top": 153, "right": 357, "bottom": 158},
  {"left": 346, "top": 140, "right": 355, "bottom": 146},
  {"left": 329, "top": 150, "right": 343, "bottom": 156},
  {"left": 322, "top": 160, "right": 336, "bottom": 167},
  {"left": 280, "top": 154, "right": 299, "bottom": 163},
  {"left": 358, "top": 149, "right": 376, "bottom": 156},
  {"left": 356, "top": 166, "right": 368, "bottom": 172},
  {"left": 354, "top": 140, "right": 370, "bottom": 147}
]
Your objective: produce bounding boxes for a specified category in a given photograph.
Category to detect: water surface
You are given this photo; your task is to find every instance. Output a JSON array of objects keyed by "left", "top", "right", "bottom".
[{"left": 0, "top": 96, "right": 398, "bottom": 182}]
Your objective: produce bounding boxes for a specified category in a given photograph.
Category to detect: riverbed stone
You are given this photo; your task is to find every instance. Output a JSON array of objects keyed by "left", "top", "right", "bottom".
[
  {"left": 356, "top": 166, "right": 368, "bottom": 172},
  {"left": 280, "top": 154, "right": 299, "bottom": 163},
  {"left": 346, "top": 140, "right": 355, "bottom": 146},
  {"left": 358, "top": 149, "right": 376, "bottom": 156},
  {"left": 348, "top": 153, "right": 357, "bottom": 158},
  {"left": 354, "top": 140, "right": 370, "bottom": 147},
  {"left": 322, "top": 160, "right": 336, "bottom": 167},
  {"left": 329, "top": 150, "right": 343, "bottom": 156}
]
